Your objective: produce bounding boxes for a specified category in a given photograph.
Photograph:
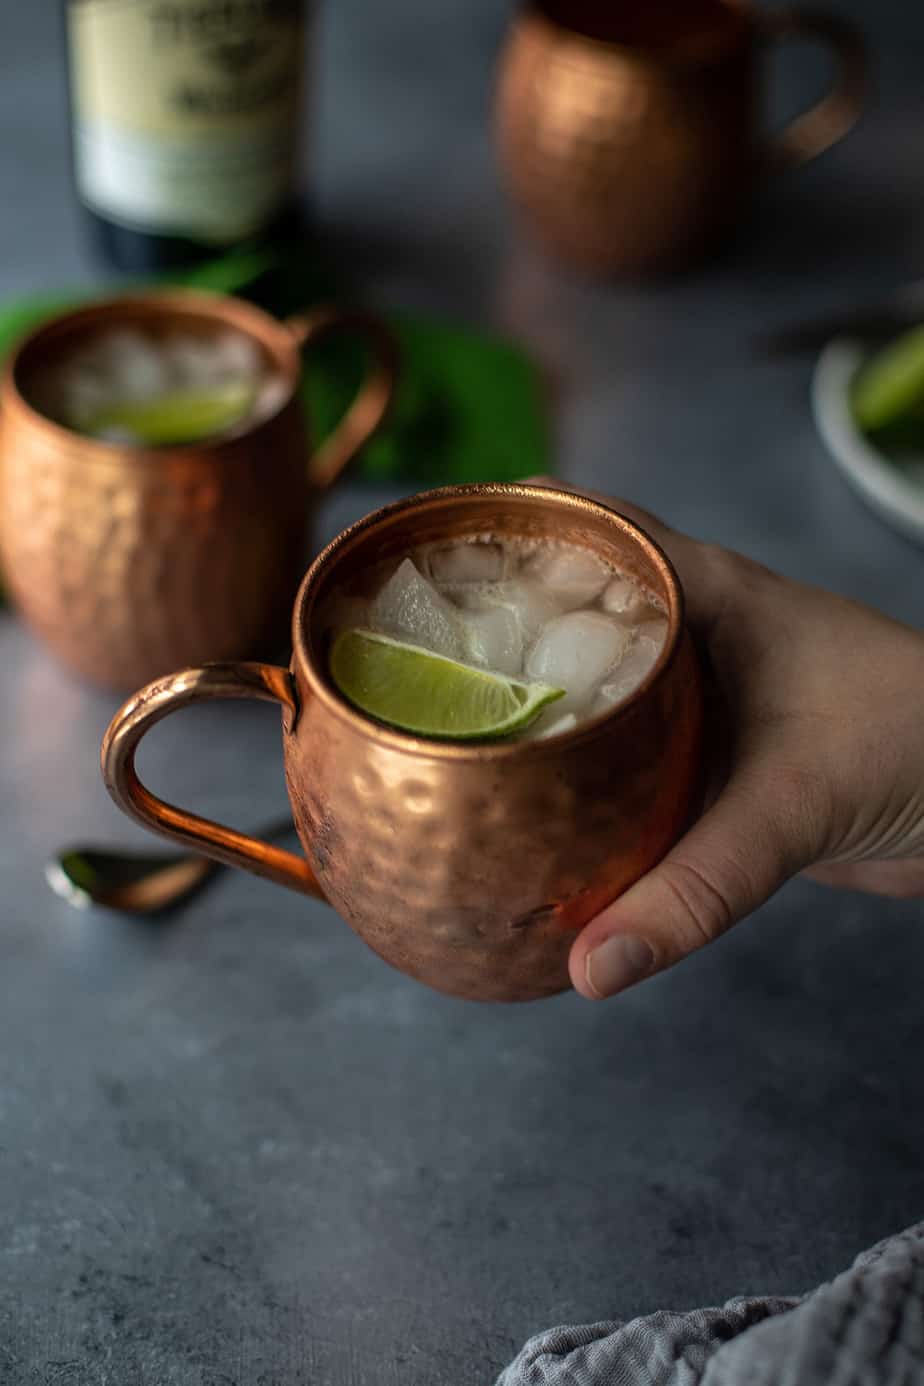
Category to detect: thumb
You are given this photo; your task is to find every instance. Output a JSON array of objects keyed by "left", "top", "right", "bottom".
[{"left": 569, "top": 768, "right": 819, "bottom": 999}]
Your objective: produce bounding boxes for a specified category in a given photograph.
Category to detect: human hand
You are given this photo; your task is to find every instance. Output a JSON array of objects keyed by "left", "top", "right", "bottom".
[{"left": 559, "top": 489, "right": 924, "bottom": 1000}]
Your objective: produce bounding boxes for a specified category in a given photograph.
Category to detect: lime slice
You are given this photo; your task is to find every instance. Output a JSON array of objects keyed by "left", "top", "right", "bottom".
[
  {"left": 329, "top": 629, "right": 565, "bottom": 740},
  {"left": 85, "top": 380, "right": 256, "bottom": 446},
  {"left": 852, "top": 326, "right": 924, "bottom": 433}
]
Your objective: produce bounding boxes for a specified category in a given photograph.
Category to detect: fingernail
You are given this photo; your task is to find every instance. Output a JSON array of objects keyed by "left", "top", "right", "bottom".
[{"left": 586, "top": 935, "right": 654, "bottom": 999}]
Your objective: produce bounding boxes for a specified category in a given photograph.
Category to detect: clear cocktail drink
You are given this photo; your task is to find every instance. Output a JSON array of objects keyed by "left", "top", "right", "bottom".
[{"left": 322, "top": 532, "right": 668, "bottom": 739}]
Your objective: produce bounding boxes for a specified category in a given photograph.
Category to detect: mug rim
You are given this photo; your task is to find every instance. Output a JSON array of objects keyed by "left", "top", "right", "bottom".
[
  {"left": 1, "top": 287, "right": 303, "bottom": 465},
  {"left": 292, "top": 481, "right": 687, "bottom": 760},
  {"left": 519, "top": 0, "right": 749, "bottom": 63}
]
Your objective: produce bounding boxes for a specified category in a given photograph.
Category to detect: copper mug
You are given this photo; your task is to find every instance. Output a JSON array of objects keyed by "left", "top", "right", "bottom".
[
  {"left": 495, "top": 0, "right": 868, "bottom": 275},
  {"left": 100, "top": 484, "right": 703, "bottom": 1003},
  {"left": 0, "top": 290, "right": 397, "bottom": 690}
]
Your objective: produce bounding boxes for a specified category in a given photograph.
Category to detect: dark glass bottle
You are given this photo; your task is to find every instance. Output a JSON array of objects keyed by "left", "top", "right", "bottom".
[{"left": 64, "top": 0, "right": 308, "bottom": 271}]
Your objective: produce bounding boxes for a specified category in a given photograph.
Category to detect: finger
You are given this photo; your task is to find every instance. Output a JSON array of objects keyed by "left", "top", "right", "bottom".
[
  {"left": 803, "top": 858, "right": 924, "bottom": 899},
  {"left": 569, "top": 766, "right": 821, "bottom": 999}
]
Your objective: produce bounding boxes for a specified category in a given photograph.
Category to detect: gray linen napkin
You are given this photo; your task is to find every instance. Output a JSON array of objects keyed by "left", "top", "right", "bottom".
[{"left": 497, "top": 1221, "right": 924, "bottom": 1386}]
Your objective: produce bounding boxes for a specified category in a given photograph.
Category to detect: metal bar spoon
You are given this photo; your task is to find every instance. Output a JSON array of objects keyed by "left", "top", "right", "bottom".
[{"left": 45, "top": 816, "right": 297, "bottom": 915}]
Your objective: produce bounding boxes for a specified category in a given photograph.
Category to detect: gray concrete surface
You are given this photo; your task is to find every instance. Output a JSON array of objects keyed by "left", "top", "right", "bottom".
[{"left": 1, "top": 1, "right": 923, "bottom": 1383}]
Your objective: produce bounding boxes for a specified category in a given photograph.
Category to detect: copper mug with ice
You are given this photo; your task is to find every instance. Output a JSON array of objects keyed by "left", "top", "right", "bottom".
[
  {"left": 101, "top": 484, "right": 703, "bottom": 1002},
  {"left": 0, "top": 290, "right": 396, "bottom": 690}
]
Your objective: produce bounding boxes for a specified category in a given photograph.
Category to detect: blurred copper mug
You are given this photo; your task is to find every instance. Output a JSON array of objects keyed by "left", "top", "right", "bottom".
[
  {"left": 495, "top": 0, "right": 868, "bottom": 275},
  {"left": 101, "top": 483, "right": 703, "bottom": 1003},
  {"left": 0, "top": 291, "right": 396, "bottom": 690}
]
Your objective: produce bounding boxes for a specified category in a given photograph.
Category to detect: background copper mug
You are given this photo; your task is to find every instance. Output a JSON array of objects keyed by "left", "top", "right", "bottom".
[
  {"left": 495, "top": 0, "right": 868, "bottom": 275},
  {"left": 0, "top": 290, "right": 397, "bottom": 690},
  {"left": 100, "top": 484, "right": 703, "bottom": 1003}
]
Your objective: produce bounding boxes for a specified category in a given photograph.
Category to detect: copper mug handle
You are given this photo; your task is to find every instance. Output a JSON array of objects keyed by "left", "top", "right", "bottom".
[
  {"left": 756, "top": 8, "right": 868, "bottom": 171},
  {"left": 288, "top": 306, "right": 399, "bottom": 491},
  {"left": 100, "top": 663, "right": 325, "bottom": 899}
]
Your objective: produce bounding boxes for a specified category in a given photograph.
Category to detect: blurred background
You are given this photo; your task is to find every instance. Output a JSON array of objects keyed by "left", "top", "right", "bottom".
[{"left": 4, "top": 0, "right": 923, "bottom": 600}]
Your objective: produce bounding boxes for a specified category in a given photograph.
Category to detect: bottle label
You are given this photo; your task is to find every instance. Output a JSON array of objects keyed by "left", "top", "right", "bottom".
[{"left": 68, "top": 0, "right": 306, "bottom": 242}]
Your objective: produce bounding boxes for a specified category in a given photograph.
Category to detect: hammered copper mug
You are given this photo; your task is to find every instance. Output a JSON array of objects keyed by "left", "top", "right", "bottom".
[
  {"left": 496, "top": 0, "right": 868, "bottom": 274},
  {"left": 100, "top": 483, "right": 703, "bottom": 1003},
  {"left": 0, "top": 290, "right": 396, "bottom": 690}
]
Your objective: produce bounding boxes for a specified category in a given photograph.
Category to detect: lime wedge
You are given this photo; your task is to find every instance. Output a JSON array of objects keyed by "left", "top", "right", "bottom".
[
  {"left": 329, "top": 629, "right": 565, "bottom": 740},
  {"left": 852, "top": 326, "right": 924, "bottom": 433},
  {"left": 85, "top": 380, "right": 256, "bottom": 446}
]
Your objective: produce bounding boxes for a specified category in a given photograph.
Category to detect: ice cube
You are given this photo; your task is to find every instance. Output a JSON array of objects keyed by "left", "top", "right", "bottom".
[
  {"left": 215, "top": 331, "right": 261, "bottom": 379},
  {"left": 523, "top": 544, "right": 609, "bottom": 609},
  {"left": 59, "top": 367, "right": 112, "bottom": 426},
  {"left": 449, "top": 586, "right": 498, "bottom": 613},
  {"left": 593, "top": 631, "right": 664, "bottom": 711},
  {"left": 474, "top": 579, "right": 562, "bottom": 641},
  {"left": 253, "top": 377, "right": 287, "bottom": 420},
  {"left": 371, "top": 558, "right": 462, "bottom": 659},
  {"left": 96, "top": 330, "right": 169, "bottom": 401},
  {"left": 529, "top": 710, "right": 578, "bottom": 740},
  {"left": 601, "top": 575, "right": 657, "bottom": 623},
  {"left": 525, "top": 611, "right": 630, "bottom": 714},
  {"left": 163, "top": 334, "right": 226, "bottom": 389},
  {"left": 427, "top": 541, "right": 506, "bottom": 586},
  {"left": 460, "top": 605, "right": 523, "bottom": 675}
]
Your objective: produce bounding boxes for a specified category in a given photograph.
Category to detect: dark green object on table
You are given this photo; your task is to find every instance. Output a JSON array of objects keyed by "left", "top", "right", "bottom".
[{"left": 301, "top": 312, "right": 548, "bottom": 486}]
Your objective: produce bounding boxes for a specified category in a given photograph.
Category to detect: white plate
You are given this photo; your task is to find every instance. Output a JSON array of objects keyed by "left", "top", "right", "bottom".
[{"left": 811, "top": 338, "right": 924, "bottom": 547}]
